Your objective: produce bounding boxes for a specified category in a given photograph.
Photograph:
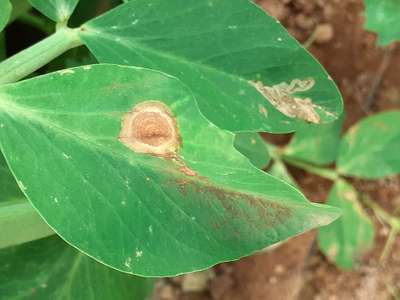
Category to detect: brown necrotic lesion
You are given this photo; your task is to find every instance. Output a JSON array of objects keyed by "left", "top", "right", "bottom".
[
  {"left": 119, "top": 101, "right": 180, "bottom": 157},
  {"left": 251, "top": 78, "right": 322, "bottom": 124}
]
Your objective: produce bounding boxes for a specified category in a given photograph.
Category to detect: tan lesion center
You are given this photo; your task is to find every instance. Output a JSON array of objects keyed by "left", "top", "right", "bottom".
[{"left": 119, "top": 101, "right": 179, "bottom": 157}]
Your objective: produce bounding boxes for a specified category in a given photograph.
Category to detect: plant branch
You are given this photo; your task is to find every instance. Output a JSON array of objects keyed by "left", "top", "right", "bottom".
[
  {"left": 0, "top": 27, "right": 82, "bottom": 84},
  {"left": 18, "top": 11, "right": 53, "bottom": 35},
  {"left": 264, "top": 142, "right": 338, "bottom": 181},
  {"left": 361, "top": 194, "right": 400, "bottom": 263},
  {"left": 0, "top": 199, "right": 54, "bottom": 249},
  {"left": 281, "top": 155, "right": 339, "bottom": 181},
  {"left": 363, "top": 44, "right": 395, "bottom": 112}
]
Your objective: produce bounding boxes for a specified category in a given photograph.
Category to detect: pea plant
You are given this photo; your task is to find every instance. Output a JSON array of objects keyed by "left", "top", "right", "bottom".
[
  {"left": 236, "top": 0, "right": 400, "bottom": 271},
  {"left": 0, "top": 0, "right": 396, "bottom": 298}
]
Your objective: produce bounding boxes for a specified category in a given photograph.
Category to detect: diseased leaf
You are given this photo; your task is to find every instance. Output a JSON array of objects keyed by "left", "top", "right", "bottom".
[
  {"left": 28, "top": 0, "right": 80, "bottom": 23},
  {"left": 1, "top": 153, "right": 54, "bottom": 249},
  {"left": 79, "top": 0, "right": 342, "bottom": 133},
  {"left": 0, "top": 236, "right": 155, "bottom": 299},
  {"left": 337, "top": 110, "right": 400, "bottom": 179},
  {"left": 0, "top": 0, "right": 12, "bottom": 32},
  {"left": 318, "top": 180, "right": 374, "bottom": 269},
  {"left": 364, "top": 0, "right": 400, "bottom": 46},
  {"left": 234, "top": 133, "right": 270, "bottom": 169},
  {"left": 284, "top": 114, "right": 344, "bottom": 165},
  {"left": 0, "top": 64, "right": 340, "bottom": 276}
]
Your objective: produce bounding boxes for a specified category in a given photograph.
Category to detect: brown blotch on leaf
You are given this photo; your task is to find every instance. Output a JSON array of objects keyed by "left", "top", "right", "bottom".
[
  {"left": 180, "top": 165, "right": 197, "bottom": 177},
  {"left": 174, "top": 176, "right": 292, "bottom": 235},
  {"left": 251, "top": 78, "right": 322, "bottom": 124},
  {"left": 119, "top": 101, "right": 180, "bottom": 157}
]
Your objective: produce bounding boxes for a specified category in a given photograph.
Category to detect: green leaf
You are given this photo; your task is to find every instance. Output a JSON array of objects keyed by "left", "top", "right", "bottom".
[
  {"left": 79, "top": 0, "right": 343, "bottom": 133},
  {"left": 267, "top": 160, "right": 298, "bottom": 188},
  {"left": 28, "top": 0, "right": 79, "bottom": 23},
  {"left": 318, "top": 180, "right": 374, "bottom": 269},
  {"left": 0, "top": 64, "right": 340, "bottom": 276},
  {"left": 364, "top": 0, "right": 400, "bottom": 46},
  {"left": 234, "top": 133, "right": 270, "bottom": 169},
  {"left": 0, "top": 236, "right": 155, "bottom": 299},
  {"left": 284, "top": 114, "right": 344, "bottom": 165},
  {"left": 0, "top": 0, "right": 12, "bottom": 32},
  {"left": 1, "top": 153, "right": 54, "bottom": 249},
  {"left": 337, "top": 110, "right": 400, "bottom": 179}
]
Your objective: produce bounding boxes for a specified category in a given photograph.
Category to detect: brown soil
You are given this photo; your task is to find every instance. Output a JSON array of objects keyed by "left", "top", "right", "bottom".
[{"left": 152, "top": 0, "right": 400, "bottom": 299}]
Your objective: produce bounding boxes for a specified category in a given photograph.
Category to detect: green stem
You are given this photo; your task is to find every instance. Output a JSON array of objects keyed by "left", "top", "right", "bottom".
[
  {"left": 19, "top": 12, "right": 53, "bottom": 35},
  {"left": 361, "top": 195, "right": 400, "bottom": 263},
  {"left": 0, "top": 199, "right": 54, "bottom": 249},
  {"left": 281, "top": 155, "right": 339, "bottom": 181},
  {"left": 380, "top": 227, "right": 399, "bottom": 263},
  {"left": 362, "top": 196, "right": 400, "bottom": 229},
  {"left": 9, "top": 0, "right": 32, "bottom": 23},
  {"left": 265, "top": 142, "right": 338, "bottom": 181},
  {"left": 0, "top": 27, "right": 82, "bottom": 84}
]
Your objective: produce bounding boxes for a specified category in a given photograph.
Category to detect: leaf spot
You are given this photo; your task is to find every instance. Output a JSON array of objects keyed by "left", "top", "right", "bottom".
[
  {"left": 124, "top": 257, "right": 132, "bottom": 269},
  {"left": 58, "top": 69, "right": 74, "bottom": 75},
  {"left": 258, "top": 104, "right": 268, "bottom": 117},
  {"left": 119, "top": 101, "right": 180, "bottom": 157},
  {"left": 180, "top": 165, "right": 197, "bottom": 177},
  {"left": 135, "top": 250, "right": 143, "bottom": 258},
  {"left": 62, "top": 152, "right": 71, "bottom": 159},
  {"left": 251, "top": 78, "right": 321, "bottom": 124}
]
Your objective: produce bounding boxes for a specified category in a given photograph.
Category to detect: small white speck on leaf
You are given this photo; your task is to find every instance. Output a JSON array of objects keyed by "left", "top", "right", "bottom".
[
  {"left": 131, "top": 19, "right": 139, "bottom": 25},
  {"left": 17, "top": 181, "right": 27, "bottom": 191},
  {"left": 53, "top": 197, "right": 59, "bottom": 203},
  {"left": 0, "top": 123, "right": 4, "bottom": 128},
  {"left": 83, "top": 65, "right": 92, "bottom": 70},
  {"left": 148, "top": 225, "right": 153, "bottom": 234},
  {"left": 277, "top": 37, "right": 283, "bottom": 42},
  {"left": 124, "top": 257, "right": 132, "bottom": 268},
  {"left": 135, "top": 250, "right": 143, "bottom": 258},
  {"left": 111, "top": 25, "right": 118, "bottom": 29},
  {"left": 228, "top": 25, "right": 238, "bottom": 30},
  {"left": 121, "top": 200, "right": 127, "bottom": 206},
  {"left": 40, "top": 283, "right": 47, "bottom": 289},
  {"left": 59, "top": 69, "right": 74, "bottom": 75},
  {"left": 62, "top": 152, "right": 71, "bottom": 159}
]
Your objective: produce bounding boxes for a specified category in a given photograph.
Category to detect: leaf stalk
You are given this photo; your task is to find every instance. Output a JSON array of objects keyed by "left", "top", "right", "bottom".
[{"left": 0, "top": 27, "right": 82, "bottom": 84}]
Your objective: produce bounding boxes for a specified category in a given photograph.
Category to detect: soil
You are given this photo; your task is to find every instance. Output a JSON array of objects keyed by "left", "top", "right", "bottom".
[{"left": 152, "top": 0, "right": 400, "bottom": 299}]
